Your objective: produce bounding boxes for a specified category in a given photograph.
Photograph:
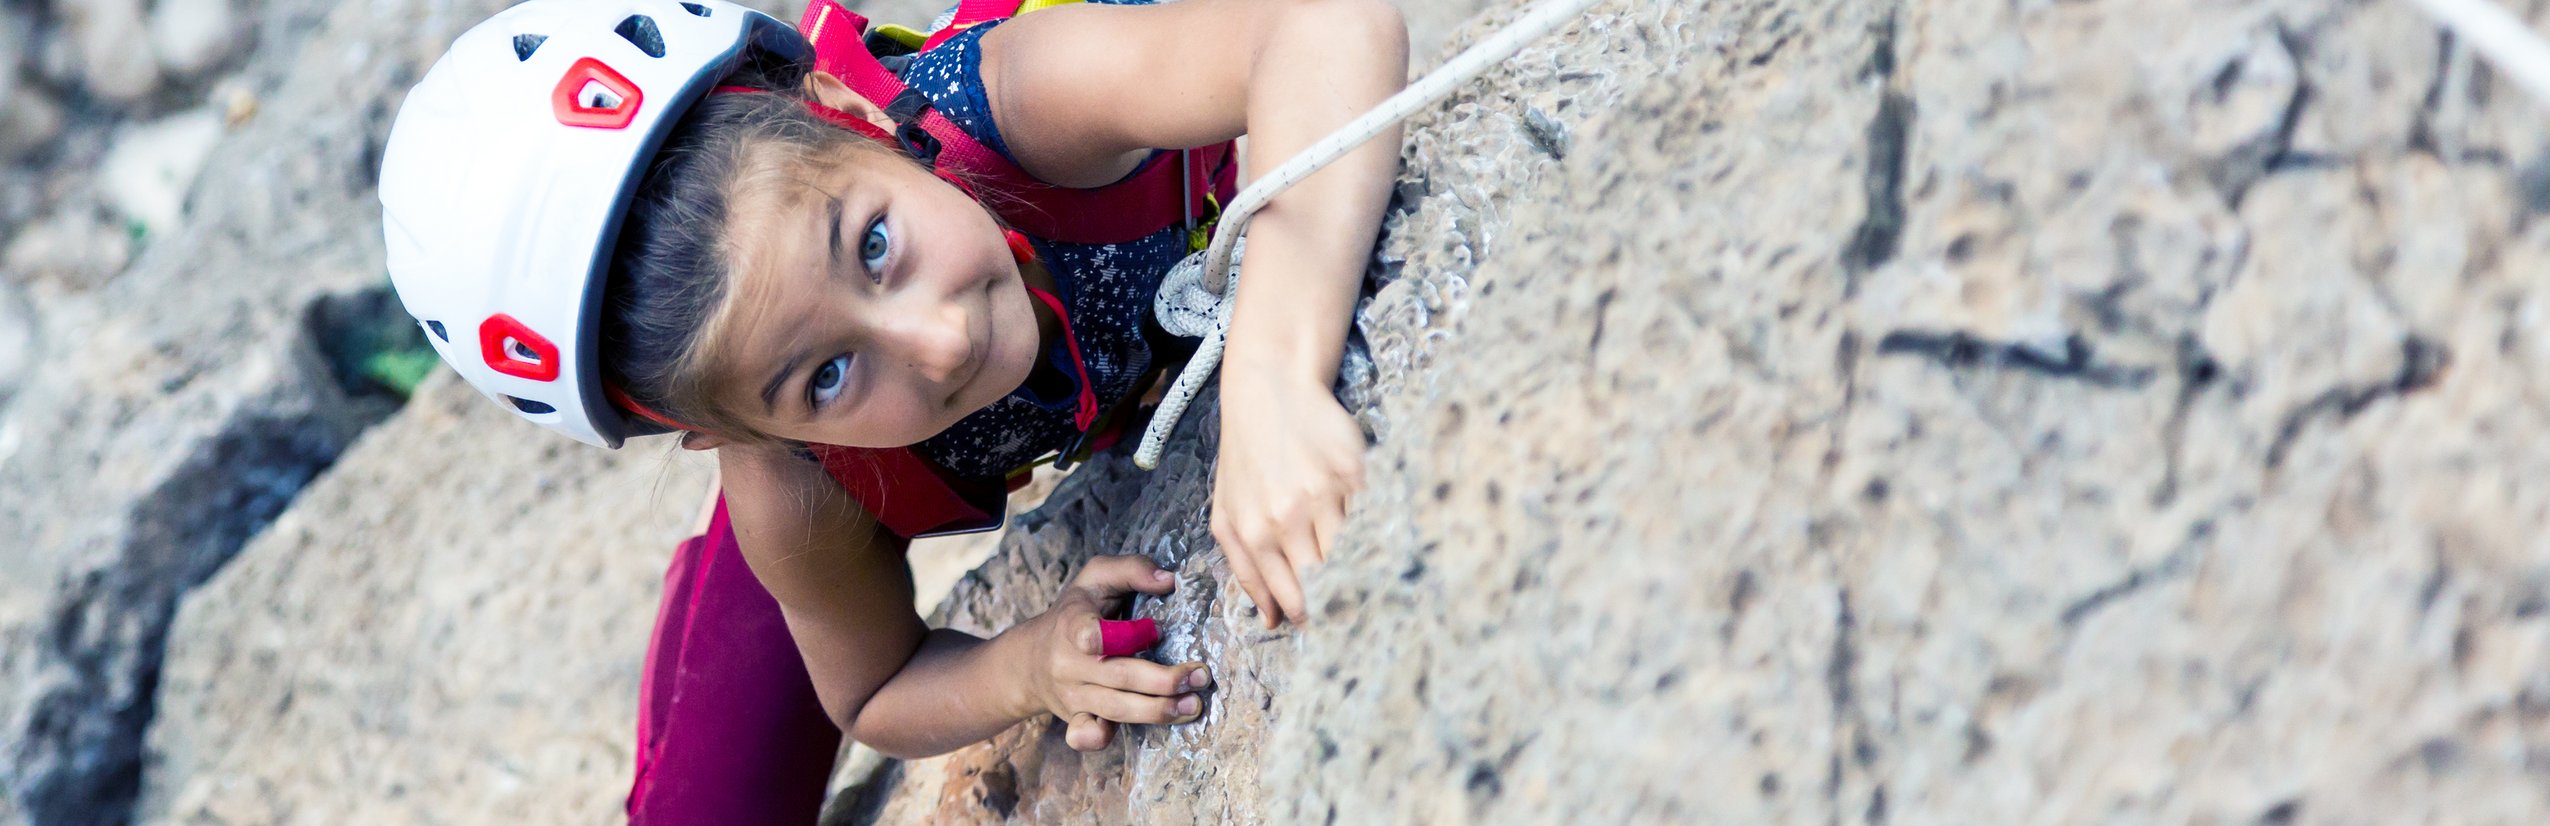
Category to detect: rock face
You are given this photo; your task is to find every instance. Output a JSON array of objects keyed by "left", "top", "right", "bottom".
[
  {"left": 20, "top": 0, "right": 2548, "bottom": 823},
  {"left": 846, "top": 0, "right": 2550, "bottom": 823},
  {"left": 0, "top": 0, "right": 428, "bottom": 817},
  {"left": 137, "top": 375, "right": 711, "bottom": 824}
]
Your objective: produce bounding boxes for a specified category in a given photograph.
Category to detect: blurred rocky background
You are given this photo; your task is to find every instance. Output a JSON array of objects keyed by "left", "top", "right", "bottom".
[{"left": 5, "top": 0, "right": 2550, "bottom": 824}]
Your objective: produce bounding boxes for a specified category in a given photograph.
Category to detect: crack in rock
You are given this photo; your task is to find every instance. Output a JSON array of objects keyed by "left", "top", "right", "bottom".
[
  {"left": 14, "top": 405, "right": 383, "bottom": 826},
  {"left": 2202, "top": 22, "right": 2310, "bottom": 208},
  {"left": 1843, "top": 10, "right": 1910, "bottom": 294},
  {"left": 2263, "top": 336, "right": 2449, "bottom": 469},
  {"left": 2059, "top": 520, "right": 2213, "bottom": 627},
  {"left": 1875, "top": 331, "right": 2157, "bottom": 389}
]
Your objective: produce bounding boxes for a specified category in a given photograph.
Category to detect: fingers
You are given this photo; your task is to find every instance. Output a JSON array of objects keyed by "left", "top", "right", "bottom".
[
  {"left": 1309, "top": 503, "right": 1342, "bottom": 567},
  {"left": 1214, "top": 517, "right": 1283, "bottom": 628},
  {"left": 1069, "top": 555, "right": 1179, "bottom": 600},
  {"left": 1073, "top": 618, "right": 1105, "bottom": 657},
  {"left": 1074, "top": 686, "right": 1203, "bottom": 726},
  {"left": 1259, "top": 550, "right": 1310, "bottom": 629},
  {"left": 1065, "top": 713, "right": 1113, "bottom": 752},
  {"left": 1090, "top": 657, "right": 1211, "bottom": 697}
]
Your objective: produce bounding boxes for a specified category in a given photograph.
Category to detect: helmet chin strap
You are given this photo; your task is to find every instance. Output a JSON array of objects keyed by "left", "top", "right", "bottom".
[{"left": 605, "top": 384, "right": 696, "bottom": 433}]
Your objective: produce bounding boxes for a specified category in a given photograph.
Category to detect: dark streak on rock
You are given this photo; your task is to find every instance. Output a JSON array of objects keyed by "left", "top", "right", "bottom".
[
  {"left": 2264, "top": 337, "right": 2449, "bottom": 469},
  {"left": 1962, "top": 722, "right": 1994, "bottom": 765},
  {"left": 1863, "top": 10, "right": 1896, "bottom": 81},
  {"left": 1817, "top": 587, "right": 1864, "bottom": 809},
  {"left": 1466, "top": 764, "right": 1504, "bottom": 800},
  {"left": 2418, "top": 553, "right": 2448, "bottom": 614},
  {"left": 1842, "top": 11, "right": 1908, "bottom": 295},
  {"left": 2519, "top": 152, "right": 2550, "bottom": 224},
  {"left": 1587, "top": 288, "right": 1619, "bottom": 354},
  {"left": 2409, "top": 30, "right": 2458, "bottom": 158},
  {"left": 2207, "top": 23, "right": 2311, "bottom": 208},
  {"left": 1824, "top": 331, "right": 1864, "bottom": 477},
  {"left": 17, "top": 398, "right": 384, "bottom": 826},
  {"left": 1522, "top": 107, "right": 1570, "bottom": 160},
  {"left": 1843, "top": 92, "right": 1913, "bottom": 291},
  {"left": 1724, "top": 569, "right": 1759, "bottom": 643},
  {"left": 2153, "top": 336, "right": 2223, "bottom": 506},
  {"left": 2060, "top": 520, "right": 2212, "bottom": 626},
  {"left": 1876, "top": 331, "right": 2157, "bottom": 389}
]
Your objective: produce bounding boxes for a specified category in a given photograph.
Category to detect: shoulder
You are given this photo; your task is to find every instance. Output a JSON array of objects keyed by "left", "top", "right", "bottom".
[{"left": 714, "top": 445, "right": 902, "bottom": 575}]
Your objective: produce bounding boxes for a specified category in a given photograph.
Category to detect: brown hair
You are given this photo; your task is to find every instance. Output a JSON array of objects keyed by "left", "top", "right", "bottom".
[{"left": 599, "top": 52, "right": 900, "bottom": 447}]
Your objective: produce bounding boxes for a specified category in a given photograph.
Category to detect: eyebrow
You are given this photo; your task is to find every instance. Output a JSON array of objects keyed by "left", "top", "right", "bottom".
[
  {"left": 825, "top": 194, "right": 847, "bottom": 271},
  {"left": 758, "top": 198, "right": 850, "bottom": 415},
  {"left": 760, "top": 352, "right": 805, "bottom": 415}
]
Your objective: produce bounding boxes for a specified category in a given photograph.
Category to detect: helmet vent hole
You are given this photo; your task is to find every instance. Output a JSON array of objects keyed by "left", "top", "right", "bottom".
[
  {"left": 507, "top": 396, "right": 557, "bottom": 416},
  {"left": 424, "top": 320, "right": 449, "bottom": 342},
  {"left": 616, "top": 15, "right": 666, "bottom": 58},
  {"left": 681, "top": 3, "right": 711, "bottom": 17},
  {"left": 512, "top": 33, "right": 547, "bottom": 62},
  {"left": 577, "top": 80, "right": 624, "bottom": 111},
  {"left": 504, "top": 336, "right": 545, "bottom": 365}
]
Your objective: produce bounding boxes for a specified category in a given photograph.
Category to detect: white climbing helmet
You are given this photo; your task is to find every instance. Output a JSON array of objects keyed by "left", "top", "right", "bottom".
[{"left": 378, "top": 0, "right": 806, "bottom": 447}]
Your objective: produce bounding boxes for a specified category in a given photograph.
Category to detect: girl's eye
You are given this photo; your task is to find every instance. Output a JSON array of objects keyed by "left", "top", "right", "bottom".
[
  {"left": 859, "top": 215, "right": 891, "bottom": 277},
  {"left": 808, "top": 354, "right": 852, "bottom": 408}
]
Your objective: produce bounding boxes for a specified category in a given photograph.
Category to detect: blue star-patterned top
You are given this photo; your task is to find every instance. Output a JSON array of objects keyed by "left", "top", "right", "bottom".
[{"left": 891, "top": 13, "right": 1202, "bottom": 481}]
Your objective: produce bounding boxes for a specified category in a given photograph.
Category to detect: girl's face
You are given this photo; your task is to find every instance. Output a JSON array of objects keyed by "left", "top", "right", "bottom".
[{"left": 709, "top": 149, "right": 1045, "bottom": 448}]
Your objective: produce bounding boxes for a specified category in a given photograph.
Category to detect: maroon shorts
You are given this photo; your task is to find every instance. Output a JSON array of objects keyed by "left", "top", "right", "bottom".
[{"left": 628, "top": 496, "right": 840, "bottom": 824}]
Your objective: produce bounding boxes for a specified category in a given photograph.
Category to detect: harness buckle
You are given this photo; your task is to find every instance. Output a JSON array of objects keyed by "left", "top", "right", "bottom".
[{"left": 885, "top": 89, "right": 942, "bottom": 164}]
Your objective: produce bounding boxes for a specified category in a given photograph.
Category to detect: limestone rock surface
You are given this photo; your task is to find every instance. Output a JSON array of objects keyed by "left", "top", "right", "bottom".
[
  {"left": 0, "top": 0, "right": 426, "bottom": 814},
  {"left": 15, "top": 0, "right": 2549, "bottom": 823},
  {"left": 843, "top": 0, "right": 2550, "bottom": 823},
  {"left": 137, "top": 375, "right": 711, "bottom": 825}
]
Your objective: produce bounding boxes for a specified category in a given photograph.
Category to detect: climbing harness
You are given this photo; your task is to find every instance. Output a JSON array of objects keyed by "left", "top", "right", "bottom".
[
  {"left": 381, "top": 0, "right": 1235, "bottom": 538},
  {"left": 790, "top": 0, "right": 1238, "bottom": 534},
  {"left": 1135, "top": 0, "right": 1612, "bottom": 469}
]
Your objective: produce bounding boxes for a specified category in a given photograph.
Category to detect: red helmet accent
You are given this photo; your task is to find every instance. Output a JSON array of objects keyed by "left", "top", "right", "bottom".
[
  {"left": 551, "top": 57, "right": 644, "bottom": 129},
  {"left": 480, "top": 314, "right": 562, "bottom": 382}
]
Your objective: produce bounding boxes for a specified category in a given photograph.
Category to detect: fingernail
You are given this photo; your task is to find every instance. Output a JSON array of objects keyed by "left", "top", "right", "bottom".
[
  {"left": 1153, "top": 569, "right": 1174, "bottom": 582},
  {"left": 1188, "top": 669, "right": 1213, "bottom": 690},
  {"left": 1176, "top": 696, "right": 1201, "bottom": 716}
]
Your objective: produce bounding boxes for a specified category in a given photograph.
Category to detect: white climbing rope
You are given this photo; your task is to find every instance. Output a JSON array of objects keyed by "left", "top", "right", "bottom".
[
  {"left": 2401, "top": 0, "right": 2550, "bottom": 107},
  {"left": 1135, "top": 0, "right": 1612, "bottom": 469}
]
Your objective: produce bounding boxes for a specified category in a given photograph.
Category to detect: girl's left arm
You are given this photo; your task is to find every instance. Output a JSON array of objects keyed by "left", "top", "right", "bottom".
[{"left": 984, "top": 0, "right": 1410, "bottom": 626}]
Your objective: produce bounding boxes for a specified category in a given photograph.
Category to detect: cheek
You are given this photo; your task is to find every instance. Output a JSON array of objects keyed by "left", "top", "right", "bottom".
[{"left": 998, "top": 283, "right": 1040, "bottom": 364}]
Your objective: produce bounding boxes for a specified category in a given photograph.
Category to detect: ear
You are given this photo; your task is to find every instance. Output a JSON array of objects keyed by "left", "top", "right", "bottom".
[
  {"left": 678, "top": 431, "right": 729, "bottom": 451},
  {"left": 803, "top": 71, "right": 896, "bottom": 132}
]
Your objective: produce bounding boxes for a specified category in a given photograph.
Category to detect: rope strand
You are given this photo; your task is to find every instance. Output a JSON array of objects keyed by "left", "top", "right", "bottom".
[{"left": 1136, "top": 0, "right": 1612, "bottom": 469}]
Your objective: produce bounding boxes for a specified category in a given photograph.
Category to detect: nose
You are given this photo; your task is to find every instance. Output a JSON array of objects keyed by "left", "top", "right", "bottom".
[{"left": 872, "top": 298, "right": 972, "bottom": 385}]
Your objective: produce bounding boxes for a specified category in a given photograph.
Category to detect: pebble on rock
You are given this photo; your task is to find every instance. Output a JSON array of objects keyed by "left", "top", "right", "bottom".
[
  {"left": 0, "top": 11, "right": 65, "bottom": 160},
  {"left": 3, "top": 208, "right": 136, "bottom": 290},
  {"left": 59, "top": 0, "right": 161, "bottom": 104},
  {"left": 99, "top": 109, "right": 225, "bottom": 236},
  {"left": 151, "top": 0, "right": 246, "bottom": 76}
]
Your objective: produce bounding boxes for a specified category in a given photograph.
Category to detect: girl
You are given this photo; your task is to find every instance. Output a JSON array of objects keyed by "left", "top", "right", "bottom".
[{"left": 379, "top": 0, "right": 1405, "bottom": 820}]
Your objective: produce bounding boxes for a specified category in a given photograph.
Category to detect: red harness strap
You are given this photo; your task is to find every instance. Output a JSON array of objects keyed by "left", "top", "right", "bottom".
[
  {"left": 805, "top": 442, "right": 1009, "bottom": 538},
  {"left": 797, "top": 0, "right": 1238, "bottom": 245},
  {"left": 922, "top": 0, "right": 1026, "bottom": 50},
  {"left": 771, "top": 0, "right": 1237, "bottom": 537}
]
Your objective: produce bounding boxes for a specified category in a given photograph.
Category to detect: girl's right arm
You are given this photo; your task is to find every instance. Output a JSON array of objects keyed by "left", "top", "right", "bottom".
[{"left": 715, "top": 446, "right": 1210, "bottom": 757}]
